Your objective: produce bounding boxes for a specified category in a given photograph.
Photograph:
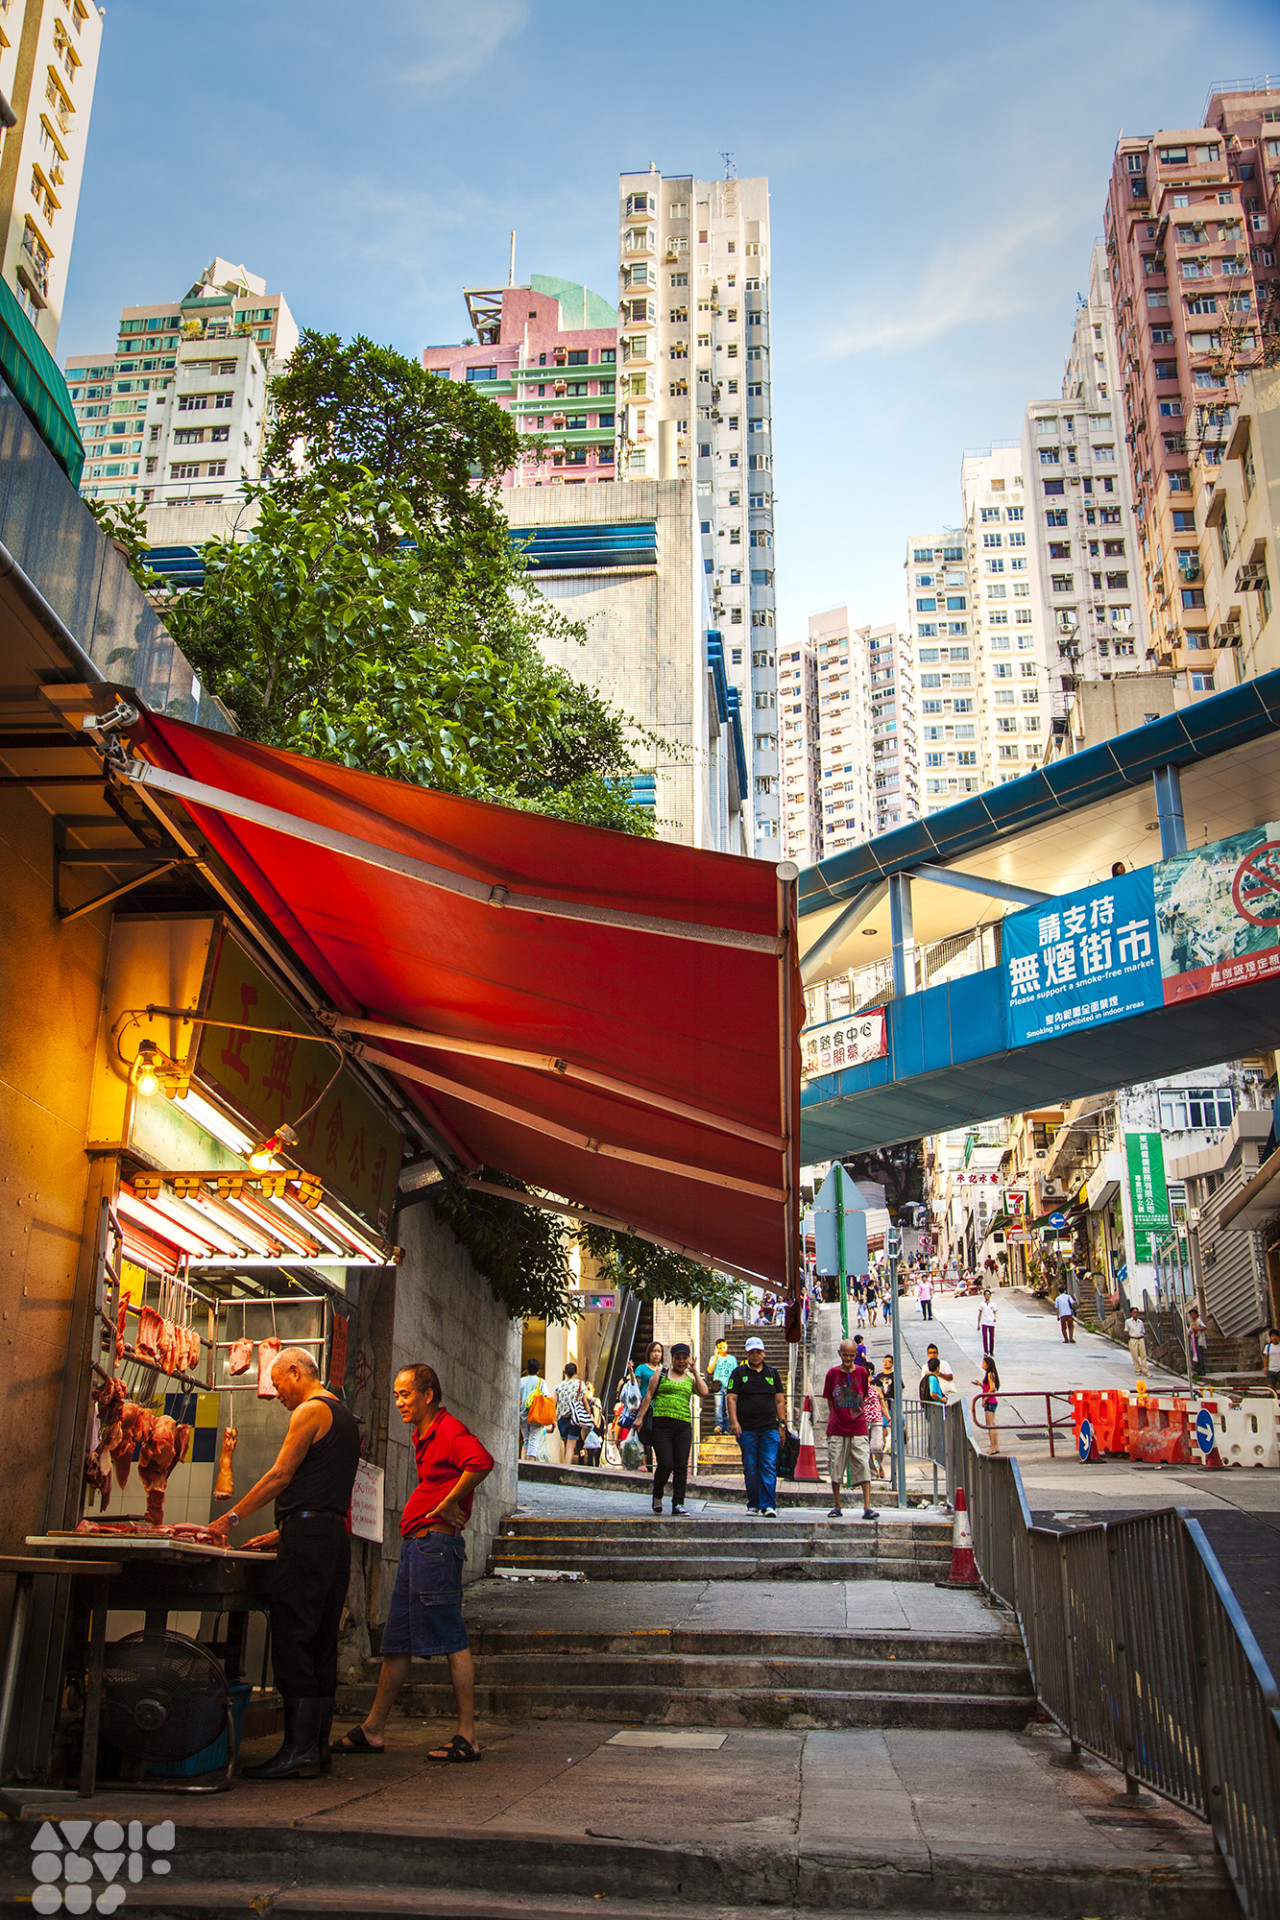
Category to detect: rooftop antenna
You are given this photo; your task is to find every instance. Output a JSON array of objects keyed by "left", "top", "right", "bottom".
[
  {"left": 508, "top": 230, "right": 516, "bottom": 287},
  {"left": 722, "top": 150, "right": 737, "bottom": 180}
]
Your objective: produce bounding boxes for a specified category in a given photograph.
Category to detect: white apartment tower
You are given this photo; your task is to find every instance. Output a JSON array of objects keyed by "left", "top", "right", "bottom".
[
  {"left": 64, "top": 260, "right": 298, "bottom": 508},
  {"left": 778, "top": 632, "right": 821, "bottom": 864},
  {"left": 0, "top": 0, "right": 102, "bottom": 351},
  {"left": 1022, "top": 244, "right": 1149, "bottom": 706},
  {"left": 810, "top": 606, "right": 875, "bottom": 857},
  {"left": 905, "top": 525, "right": 983, "bottom": 813},
  {"left": 960, "top": 446, "right": 1049, "bottom": 785},
  {"left": 866, "top": 621, "right": 919, "bottom": 832},
  {"left": 617, "top": 167, "right": 780, "bottom": 854}
]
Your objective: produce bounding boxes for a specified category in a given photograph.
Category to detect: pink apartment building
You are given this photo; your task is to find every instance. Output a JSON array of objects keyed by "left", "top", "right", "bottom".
[
  {"left": 421, "top": 275, "right": 618, "bottom": 486},
  {"left": 1104, "top": 81, "right": 1280, "bottom": 690}
]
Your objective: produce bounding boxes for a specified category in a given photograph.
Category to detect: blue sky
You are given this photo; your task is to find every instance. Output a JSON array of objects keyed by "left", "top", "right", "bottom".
[{"left": 62, "top": 0, "right": 1275, "bottom": 636}]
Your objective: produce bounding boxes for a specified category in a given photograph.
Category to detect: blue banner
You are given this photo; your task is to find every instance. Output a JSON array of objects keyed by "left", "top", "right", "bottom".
[{"left": 1003, "top": 869, "right": 1163, "bottom": 1046}]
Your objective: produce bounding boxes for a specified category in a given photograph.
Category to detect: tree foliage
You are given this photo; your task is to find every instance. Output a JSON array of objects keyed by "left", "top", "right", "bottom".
[{"left": 581, "top": 1223, "right": 739, "bottom": 1315}]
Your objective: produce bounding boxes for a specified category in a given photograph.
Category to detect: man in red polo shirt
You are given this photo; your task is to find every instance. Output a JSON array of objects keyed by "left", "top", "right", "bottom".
[{"left": 333, "top": 1363, "right": 493, "bottom": 1762}]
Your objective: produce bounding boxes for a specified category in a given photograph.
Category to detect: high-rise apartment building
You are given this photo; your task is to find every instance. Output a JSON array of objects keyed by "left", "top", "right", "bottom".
[
  {"left": 809, "top": 606, "right": 875, "bottom": 857},
  {"left": 65, "top": 259, "right": 298, "bottom": 508},
  {"left": 422, "top": 276, "right": 619, "bottom": 485},
  {"left": 778, "top": 632, "right": 821, "bottom": 864},
  {"left": 866, "top": 621, "right": 919, "bottom": 832},
  {"left": 1104, "top": 82, "right": 1280, "bottom": 694},
  {"left": 0, "top": 0, "right": 101, "bottom": 351},
  {"left": 1023, "top": 243, "right": 1149, "bottom": 703},
  {"left": 905, "top": 524, "right": 982, "bottom": 813},
  {"left": 616, "top": 168, "right": 780, "bottom": 854},
  {"left": 961, "top": 446, "right": 1048, "bottom": 784}
]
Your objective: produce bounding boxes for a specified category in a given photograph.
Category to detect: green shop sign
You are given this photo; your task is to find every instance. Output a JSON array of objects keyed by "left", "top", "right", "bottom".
[{"left": 1125, "top": 1131, "right": 1171, "bottom": 1266}]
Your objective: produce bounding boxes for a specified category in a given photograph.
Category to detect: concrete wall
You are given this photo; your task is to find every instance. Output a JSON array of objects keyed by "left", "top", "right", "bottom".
[
  {"left": 503, "top": 477, "right": 743, "bottom": 852},
  {"left": 359, "top": 1201, "right": 519, "bottom": 1629},
  {"left": 0, "top": 778, "right": 110, "bottom": 1554}
]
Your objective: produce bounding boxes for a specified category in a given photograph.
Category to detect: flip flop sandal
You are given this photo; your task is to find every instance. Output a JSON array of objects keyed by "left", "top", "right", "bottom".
[
  {"left": 331, "top": 1725, "right": 385, "bottom": 1755},
  {"left": 427, "top": 1735, "right": 482, "bottom": 1763}
]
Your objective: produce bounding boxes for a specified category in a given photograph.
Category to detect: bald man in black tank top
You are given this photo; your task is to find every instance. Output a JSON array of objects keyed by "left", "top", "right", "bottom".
[{"left": 208, "top": 1345, "right": 360, "bottom": 1780}]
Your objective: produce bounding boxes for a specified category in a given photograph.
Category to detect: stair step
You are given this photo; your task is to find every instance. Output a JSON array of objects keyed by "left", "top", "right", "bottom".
[
  {"left": 428, "top": 1627, "right": 1022, "bottom": 1662},
  {"left": 349, "top": 1682, "right": 1035, "bottom": 1731},
  {"left": 490, "top": 1553, "right": 949, "bottom": 1581},
  {"left": 353, "top": 1653, "right": 1032, "bottom": 1696}
]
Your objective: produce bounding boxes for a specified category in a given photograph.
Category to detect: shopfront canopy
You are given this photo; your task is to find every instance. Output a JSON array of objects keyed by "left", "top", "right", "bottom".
[{"left": 125, "top": 713, "right": 801, "bottom": 1292}]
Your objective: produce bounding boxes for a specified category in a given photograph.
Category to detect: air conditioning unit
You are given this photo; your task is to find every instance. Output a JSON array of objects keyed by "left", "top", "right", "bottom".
[{"left": 1042, "top": 1179, "right": 1064, "bottom": 1198}]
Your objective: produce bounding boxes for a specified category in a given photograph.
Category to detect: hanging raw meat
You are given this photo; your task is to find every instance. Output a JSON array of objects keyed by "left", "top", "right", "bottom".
[
  {"left": 228, "top": 1337, "right": 253, "bottom": 1375},
  {"left": 115, "top": 1300, "right": 127, "bottom": 1362},
  {"left": 157, "top": 1319, "right": 178, "bottom": 1374},
  {"left": 257, "top": 1337, "right": 282, "bottom": 1398},
  {"left": 213, "top": 1426, "right": 237, "bottom": 1501},
  {"left": 137, "top": 1414, "right": 190, "bottom": 1527},
  {"left": 110, "top": 1402, "right": 147, "bottom": 1490},
  {"left": 326, "top": 1314, "right": 348, "bottom": 1391},
  {"left": 136, "top": 1305, "right": 162, "bottom": 1363}
]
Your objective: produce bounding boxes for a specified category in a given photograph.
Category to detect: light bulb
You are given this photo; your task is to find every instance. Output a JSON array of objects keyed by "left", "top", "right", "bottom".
[
  {"left": 135, "top": 1043, "right": 161, "bottom": 1098},
  {"left": 248, "top": 1137, "right": 278, "bottom": 1171}
]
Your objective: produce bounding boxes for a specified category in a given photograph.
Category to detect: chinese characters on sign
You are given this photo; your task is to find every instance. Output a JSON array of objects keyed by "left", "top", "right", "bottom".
[
  {"left": 801, "top": 1008, "right": 887, "bottom": 1084},
  {"left": 197, "top": 930, "right": 402, "bottom": 1232},
  {"left": 1125, "top": 1131, "right": 1171, "bottom": 1266},
  {"left": 1003, "top": 871, "right": 1163, "bottom": 1047}
]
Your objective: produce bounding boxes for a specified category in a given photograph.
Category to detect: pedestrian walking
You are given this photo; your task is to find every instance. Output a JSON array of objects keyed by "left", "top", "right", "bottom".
[
  {"left": 518, "top": 1358, "right": 546, "bottom": 1459},
  {"left": 822, "top": 1339, "right": 878, "bottom": 1521},
  {"left": 710, "top": 1337, "right": 738, "bottom": 1433},
  {"left": 1263, "top": 1327, "right": 1280, "bottom": 1391},
  {"left": 975, "top": 1356, "right": 1001, "bottom": 1455},
  {"left": 334, "top": 1363, "right": 493, "bottom": 1764},
  {"left": 977, "top": 1288, "right": 998, "bottom": 1356},
  {"left": 636, "top": 1341, "right": 709, "bottom": 1515},
  {"left": 727, "top": 1335, "right": 786, "bottom": 1516},
  {"left": 918, "top": 1275, "right": 934, "bottom": 1322},
  {"left": 924, "top": 1343, "right": 954, "bottom": 1395},
  {"left": 634, "top": 1341, "right": 664, "bottom": 1470},
  {"left": 1185, "top": 1306, "right": 1208, "bottom": 1378},
  {"left": 616, "top": 1361, "right": 643, "bottom": 1455},
  {"left": 208, "top": 1347, "right": 361, "bottom": 1779},
  {"left": 865, "top": 1373, "right": 888, "bottom": 1480},
  {"left": 918, "top": 1356, "right": 946, "bottom": 1405},
  {"left": 554, "top": 1363, "right": 592, "bottom": 1466},
  {"left": 1125, "top": 1307, "right": 1148, "bottom": 1374},
  {"left": 875, "top": 1354, "right": 896, "bottom": 1480},
  {"left": 1054, "top": 1285, "right": 1077, "bottom": 1344}
]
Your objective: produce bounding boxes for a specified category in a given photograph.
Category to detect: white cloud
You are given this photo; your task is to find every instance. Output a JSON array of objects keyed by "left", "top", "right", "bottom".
[
  {"left": 818, "top": 202, "right": 1089, "bottom": 360},
  {"left": 392, "top": 0, "right": 529, "bottom": 91}
]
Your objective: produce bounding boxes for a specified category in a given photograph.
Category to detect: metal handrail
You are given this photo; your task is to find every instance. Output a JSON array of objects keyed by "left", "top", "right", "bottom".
[{"left": 944, "top": 1397, "right": 1280, "bottom": 1916}]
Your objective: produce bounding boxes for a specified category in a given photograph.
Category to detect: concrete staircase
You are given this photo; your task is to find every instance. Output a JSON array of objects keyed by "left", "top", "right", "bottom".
[
  {"left": 489, "top": 1513, "right": 951, "bottom": 1582},
  {"left": 343, "top": 1624, "right": 1034, "bottom": 1732}
]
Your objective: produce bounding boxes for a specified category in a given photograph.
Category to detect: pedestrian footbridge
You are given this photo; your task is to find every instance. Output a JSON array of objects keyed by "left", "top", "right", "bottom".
[{"left": 799, "top": 673, "right": 1280, "bottom": 1159}]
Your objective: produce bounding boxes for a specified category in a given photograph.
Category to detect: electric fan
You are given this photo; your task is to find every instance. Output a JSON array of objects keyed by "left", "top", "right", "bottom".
[{"left": 100, "top": 1631, "right": 235, "bottom": 1793}]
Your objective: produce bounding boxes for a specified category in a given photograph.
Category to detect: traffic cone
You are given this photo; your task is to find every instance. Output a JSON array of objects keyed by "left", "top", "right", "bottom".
[
  {"left": 794, "top": 1394, "right": 819, "bottom": 1481},
  {"left": 937, "top": 1487, "right": 982, "bottom": 1589}
]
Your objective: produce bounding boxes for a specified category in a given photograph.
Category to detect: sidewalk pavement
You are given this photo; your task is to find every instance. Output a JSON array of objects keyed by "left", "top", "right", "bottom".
[{"left": 23, "top": 1716, "right": 1228, "bottom": 1917}]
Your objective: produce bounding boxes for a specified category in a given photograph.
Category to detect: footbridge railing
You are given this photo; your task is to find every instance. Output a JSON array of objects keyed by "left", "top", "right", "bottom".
[{"left": 944, "top": 1398, "right": 1280, "bottom": 1917}]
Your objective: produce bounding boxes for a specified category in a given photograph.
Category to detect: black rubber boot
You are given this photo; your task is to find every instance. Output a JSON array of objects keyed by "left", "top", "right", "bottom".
[
  {"left": 318, "top": 1697, "right": 335, "bottom": 1772},
  {"left": 241, "top": 1696, "right": 323, "bottom": 1780}
]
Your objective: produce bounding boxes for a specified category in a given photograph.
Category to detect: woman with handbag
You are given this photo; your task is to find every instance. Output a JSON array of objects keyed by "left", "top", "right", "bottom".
[
  {"left": 975, "top": 1355, "right": 1001, "bottom": 1455},
  {"left": 634, "top": 1341, "right": 710, "bottom": 1516},
  {"left": 633, "top": 1342, "right": 664, "bottom": 1472},
  {"left": 553, "top": 1363, "right": 592, "bottom": 1466}
]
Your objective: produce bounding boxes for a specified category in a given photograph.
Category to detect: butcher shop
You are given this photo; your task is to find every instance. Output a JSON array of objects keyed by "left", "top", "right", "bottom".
[{"left": 1, "top": 588, "right": 796, "bottom": 1794}]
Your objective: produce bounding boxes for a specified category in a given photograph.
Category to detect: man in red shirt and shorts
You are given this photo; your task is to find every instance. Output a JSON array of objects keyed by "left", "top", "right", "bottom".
[
  {"left": 822, "top": 1338, "right": 878, "bottom": 1522},
  {"left": 334, "top": 1363, "right": 493, "bottom": 1763}
]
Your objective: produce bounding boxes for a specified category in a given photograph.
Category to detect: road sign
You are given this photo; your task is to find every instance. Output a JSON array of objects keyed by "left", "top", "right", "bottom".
[
  {"left": 1078, "top": 1418, "right": 1095, "bottom": 1463},
  {"left": 1195, "top": 1408, "right": 1216, "bottom": 1457},
  {"left": 1048, "top": 1211, "right": 1067, "bottom": 1230}
]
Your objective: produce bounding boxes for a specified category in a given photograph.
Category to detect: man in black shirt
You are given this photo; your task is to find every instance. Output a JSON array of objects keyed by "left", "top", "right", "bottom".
[{"left": 727, "top": 1335, "right": 787, "bottom": 1516}]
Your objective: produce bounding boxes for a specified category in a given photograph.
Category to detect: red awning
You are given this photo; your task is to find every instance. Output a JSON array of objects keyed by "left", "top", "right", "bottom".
[{"left": 125, "top": 714, "right": 801, "bottom": 1291}]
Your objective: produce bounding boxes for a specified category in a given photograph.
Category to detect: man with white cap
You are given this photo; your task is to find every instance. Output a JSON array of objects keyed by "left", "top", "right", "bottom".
[{"left": 727, "top": 1336, "right": 786, "bottom": 1516}]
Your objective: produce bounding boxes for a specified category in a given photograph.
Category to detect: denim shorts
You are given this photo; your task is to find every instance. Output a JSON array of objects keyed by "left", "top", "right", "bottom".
[{"left": 381, "top": 1533, "right": 469, "bottom": 1658}]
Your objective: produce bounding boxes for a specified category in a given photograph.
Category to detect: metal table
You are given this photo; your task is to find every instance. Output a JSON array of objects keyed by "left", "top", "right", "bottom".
[{"left": 0, "top": 1554, "right": 120, "bottom": 1798}]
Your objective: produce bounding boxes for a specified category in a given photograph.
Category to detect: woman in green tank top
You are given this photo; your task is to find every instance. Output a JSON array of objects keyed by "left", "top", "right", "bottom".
[{"left": 635, "top": 1342, "right": 709, "bottom": 1516}]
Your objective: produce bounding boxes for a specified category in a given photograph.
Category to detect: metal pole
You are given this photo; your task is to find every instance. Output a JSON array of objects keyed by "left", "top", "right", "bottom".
[
  {"left": 836, "top": 1167, "right": 848, "bottom": 1339},
  {"left": 889, "top": 1225, "right": 906, "bottom": 1508}
]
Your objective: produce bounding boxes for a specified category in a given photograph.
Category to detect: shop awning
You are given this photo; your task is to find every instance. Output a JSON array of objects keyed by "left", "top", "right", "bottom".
[{"left": 123, "top": 713, "right": 801, "bottom": 1291}]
